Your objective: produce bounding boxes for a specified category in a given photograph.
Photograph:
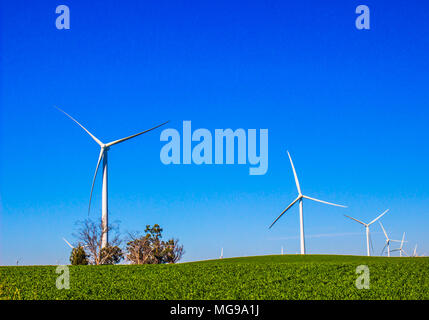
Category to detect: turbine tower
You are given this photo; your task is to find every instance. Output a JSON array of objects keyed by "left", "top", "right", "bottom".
[
  {"left": 269, "top": 151, "right": 347, "bottom": 255},
  {"left": 57, "top": 107, "right": 168, "bottom": 248},
  {"left": 344, "top": 209, "right": 389, "bottom": 256}
]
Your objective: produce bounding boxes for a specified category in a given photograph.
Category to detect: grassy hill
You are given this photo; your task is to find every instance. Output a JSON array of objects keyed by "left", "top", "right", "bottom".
[{"left": 1, "top": 255, "right": 428, "bottom": 300}]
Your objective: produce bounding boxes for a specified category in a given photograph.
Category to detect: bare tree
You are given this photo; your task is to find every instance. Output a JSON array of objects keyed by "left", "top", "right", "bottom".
[
  {"left": 126, "top": 232, "right": 154, "bottom": 264},
  {"left": 164, "top": 238, "right": 184, "bottom": 264},
  {"left": 74, "top": 219, "right": 123, "bottom": 265}
]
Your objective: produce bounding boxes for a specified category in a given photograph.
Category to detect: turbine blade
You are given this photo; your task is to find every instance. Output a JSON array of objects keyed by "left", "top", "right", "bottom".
[
  {"left": 287, "top": 151, "right": 301, "bottom": 195},
  {"left": 88, "top": 148, "right": 104, "bottom": 215},
  {"left": 381, "top": 241, "right": 388, "bottom": 256},
  {"left": 379, "top": 221, "right": 388, "bottom": 239},
  {"left": 302, "top": 195, "right": 347, "bottom": 208},
  {"left": 344, "top": 214, "right": 366, "bottom": 226},
  {"left": 63, "top": 238, "right": 74, "bottom": 249},
  {"left": 400, "top": 232, "right": 405, "bottom": 249},
  {"left": 369, "top": 209, "right": 389, "bottom": 225},
  {"left": 55, "top": 106, "right": 104, "bottom": 146},
  {"left": 269, "top": 196, "right": 301, "bottom": 229},
  {"left": 106, "top": 121, "right": 169, "bottom": 147}
]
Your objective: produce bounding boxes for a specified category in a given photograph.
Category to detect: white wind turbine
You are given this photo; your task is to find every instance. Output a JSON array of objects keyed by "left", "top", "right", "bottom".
[
  {"left": 269, "top": 151, "right": 347, "bottom": 255},
  {"left": 57, "top": 107, "right": 168, "bottom": 249},
  {"left": 412, "top": 244, "right": 418, "bottom": 257},
  {"left": 408, "top": 244, "right": 420, "bottom": 257},
  {"left": 391, "top": 233, "right": 408, "bottom": 257},
  {"left": 220, "top": 248, "right": 223, "bottom": 259},
  {"left": 344, "top": 209, "right": 389, "bottom": 256},
  {"left": 379, "top": 221, "right": 401, "bottom": 257}
]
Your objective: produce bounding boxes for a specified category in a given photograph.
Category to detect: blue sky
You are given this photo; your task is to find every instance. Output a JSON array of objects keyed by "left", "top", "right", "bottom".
[{"left": 1, "top": 0, "right": 429, "bottom": 265}]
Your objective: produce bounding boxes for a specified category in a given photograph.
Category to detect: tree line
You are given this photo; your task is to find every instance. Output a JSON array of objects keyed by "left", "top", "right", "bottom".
[{"left": 69, "top": 219, "right": 184, "bottom": 265}]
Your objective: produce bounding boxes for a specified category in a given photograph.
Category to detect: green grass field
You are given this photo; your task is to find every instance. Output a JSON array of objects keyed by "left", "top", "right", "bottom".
[{"left": 1, "top": 255, "right": 428, "bottom": 300}]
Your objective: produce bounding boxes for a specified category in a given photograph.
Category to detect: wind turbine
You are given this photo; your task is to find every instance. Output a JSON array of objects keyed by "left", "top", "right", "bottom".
[
  {"left": 220, "top": 248, "right": 223, "bottom": 259},
  {"left": 412, "top": 244, "right": 418, "bottom": 257},
  {"left": 379, "top": 221, "right": 401, "bottom": 257},
  {"left": 391, "top": 233, "right": 408, "bottom": 257},
  {"left": 57, "top": 107, "right": 168, "bottom": 249},
  {"left": 269, "top": 151, "right": 347, "bottom": 255},
  {"left": 344, "top": 209, "right": 389, "bottom": 256}
]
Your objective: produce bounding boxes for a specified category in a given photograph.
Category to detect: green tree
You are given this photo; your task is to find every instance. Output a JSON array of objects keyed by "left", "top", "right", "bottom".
[
  {"left": 163, "top": 238, "right": 184, "bottom": 264},
  {"left": 69, "top": 244, "right": 89, "bottom": 265},
  {"left": 100, "top": 245, "right": 123, "bottom": 265},
  {"left": 126, "top": 224, "right": 184, "bottom": 264}
]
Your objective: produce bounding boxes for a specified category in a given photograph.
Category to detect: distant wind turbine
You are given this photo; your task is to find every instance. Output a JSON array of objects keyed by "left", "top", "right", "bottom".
[
  {"left": 412, "top": 244, "right": 418, "bottom": 257},
  {"left": 56, "top": 107, "right": 168, "bottom": 248},
  {"left": 391, "top": 233, "right": 408, "bottom": 257},
  {"left": 379, "top": 221, "right": 401, "bottom": 257},
  {"left": 220, "top": 248, "right": 223, "bottom": 259},
  {"left": 344, "top": 209, "right": 389, "bottom": 256},
  {"left": 269, "top": 151, "right": 347, "bottom": 255}
]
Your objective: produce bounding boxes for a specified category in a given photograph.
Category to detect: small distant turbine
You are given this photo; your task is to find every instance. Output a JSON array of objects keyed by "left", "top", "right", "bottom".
[
  {"left": 344, "top": 209, "right": 389, "bottom": 256},
  {"left": 412, "top": 244, "right": 418, "bottom": 257},
  {"left": 269, "top": 151, "right": 347, "bottom": 255},
  {"left": 391, "top": 232, "right": 408, "bottom": 257},
  {"left": 379, "top": 221, "right": 401, "bottom": 257},
  {"left": 281, "top": 246, "right": 284, "bottom": 255},
  {"left": 220, "top": 248, "right": 223, "bottom": 259}
]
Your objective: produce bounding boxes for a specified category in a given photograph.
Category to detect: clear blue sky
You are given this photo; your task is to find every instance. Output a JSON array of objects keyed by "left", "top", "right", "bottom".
[{"left": 1, "top": 1, "right": 428, "bottom": 265}]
